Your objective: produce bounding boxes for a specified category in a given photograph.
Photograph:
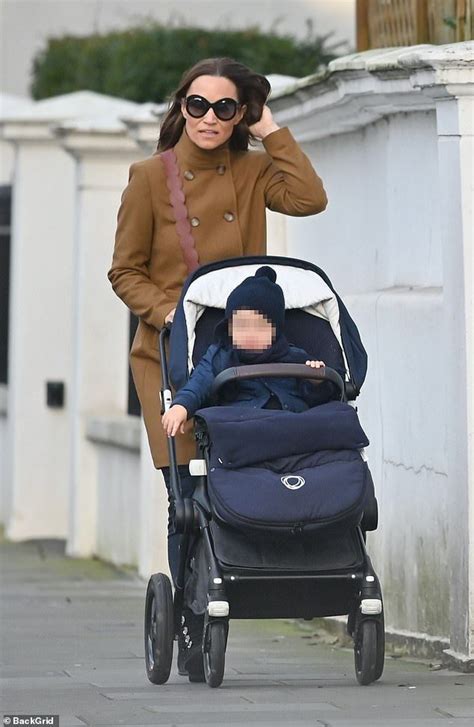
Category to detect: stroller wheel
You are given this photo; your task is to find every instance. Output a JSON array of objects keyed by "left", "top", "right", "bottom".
[
  {"left": 373, "top": 613, "right": 385, "bottom": 682},
  {"left": 144, "top": 573, "right": 174, "bottom": 684},
  {"left": 354, "top": 618, "right": 384, "bottom": 685},
  {"left": 203, "top": 619, "right": 227, "bottom": 688}
]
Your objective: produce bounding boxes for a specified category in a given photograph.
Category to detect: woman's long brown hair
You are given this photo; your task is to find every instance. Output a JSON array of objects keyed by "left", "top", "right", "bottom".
[{"left": 157, "top": 57, "right": 271, "bottom": 152}]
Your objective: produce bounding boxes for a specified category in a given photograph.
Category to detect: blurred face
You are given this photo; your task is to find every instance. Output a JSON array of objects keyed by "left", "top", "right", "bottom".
[
  {"left": 181, "top": 75, "right": 246, "bottom": 150},
  {"left": 230, "top": 309, "right": 275, "bottom": 352}
]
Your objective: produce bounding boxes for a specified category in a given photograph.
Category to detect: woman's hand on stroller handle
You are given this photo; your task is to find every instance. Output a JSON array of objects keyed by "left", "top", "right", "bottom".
[{"left": 162, "top": 404, "right": 188, "bottom": 437}]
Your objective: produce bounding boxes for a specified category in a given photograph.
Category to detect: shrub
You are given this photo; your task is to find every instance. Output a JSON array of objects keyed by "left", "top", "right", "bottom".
[{"left": 31, "top": 22, "right": 343, "bottom": 102}]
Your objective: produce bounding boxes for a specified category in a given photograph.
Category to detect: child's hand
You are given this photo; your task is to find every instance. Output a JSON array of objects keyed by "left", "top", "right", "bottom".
[
  {"left": 162, "top": 404, "right": 188, "bottom": 437},
  {"left": 305, "top": 360, "right": 325, "bottom": 368}
]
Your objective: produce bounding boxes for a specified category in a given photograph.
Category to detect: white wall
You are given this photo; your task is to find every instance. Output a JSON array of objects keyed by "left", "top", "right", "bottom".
[
  {"left": 283, "top": 109, "right": 449, "bottom": 639},
  {"left": 288, "top": 111, "right": 442, "bottom": 292},
  {"left": 87, "top": 416, "right": 141, "bottom": 567},
  {"left": 276, "top": 68, "right": 473, "bottom": 651},
  {"left": 6, "top": 141, "right": 75, "bottom": 539},
  {"left": 66, "top": 152, "right": 133, "bottom": 557},
  {"left": 83, "top": 416, "right": 170, "bottom": 577}
]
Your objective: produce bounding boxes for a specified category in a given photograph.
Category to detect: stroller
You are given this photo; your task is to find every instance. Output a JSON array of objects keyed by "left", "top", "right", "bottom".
[{"left": 144, "top": 255, "right": 384, "bottom": 688}]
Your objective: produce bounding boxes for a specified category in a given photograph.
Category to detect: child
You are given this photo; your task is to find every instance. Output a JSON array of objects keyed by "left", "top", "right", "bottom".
[{"left": 163, "top": 266, "right": 334, "bottom": 437}]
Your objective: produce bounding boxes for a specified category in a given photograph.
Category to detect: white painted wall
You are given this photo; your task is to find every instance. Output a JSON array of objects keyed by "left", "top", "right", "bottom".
[
  {"left": 59, "top": 139, "right": 139, "bottom": 558},
  {"left": 80, "top": 416, "right": 171, "bottom": 577},
  {"left": 290, "top": 112, "right": 442, "bottom": 292},
  {"left": 274, "top": 110, "right": 449, "bottom": 638},
  {"left": 86, "top": 415, "right": 141, "bottom": 567},
  {"left": 5, "top": 140, "right": 75, "bottom": 539},
  {"left": 270, "top": 42, "right": 473, "bottom": 660}
]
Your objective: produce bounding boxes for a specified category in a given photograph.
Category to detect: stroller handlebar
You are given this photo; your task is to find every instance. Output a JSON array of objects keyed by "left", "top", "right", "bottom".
[{"left": 211, "top": 364, "right": 346, "bottom": 402}]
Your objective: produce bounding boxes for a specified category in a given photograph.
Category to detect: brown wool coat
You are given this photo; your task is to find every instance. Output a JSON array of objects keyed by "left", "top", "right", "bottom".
[{"left": 108, "top": 126, "right": 327, "bottom": 469}]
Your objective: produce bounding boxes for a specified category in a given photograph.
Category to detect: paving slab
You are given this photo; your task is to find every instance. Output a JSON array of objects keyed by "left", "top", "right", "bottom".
[{"left": 1, "top": 537, "right": 472, "bottom": 727}]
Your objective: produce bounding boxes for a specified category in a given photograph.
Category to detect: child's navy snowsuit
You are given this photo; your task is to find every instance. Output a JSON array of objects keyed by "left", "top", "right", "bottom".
[{"left": 171, "top": 342, "right": 335, "bottom": 417}]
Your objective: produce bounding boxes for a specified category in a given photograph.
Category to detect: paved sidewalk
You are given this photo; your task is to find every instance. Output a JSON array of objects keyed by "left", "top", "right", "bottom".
[{"left": 1, "top": 538, "right": 473, "bottom": 727}]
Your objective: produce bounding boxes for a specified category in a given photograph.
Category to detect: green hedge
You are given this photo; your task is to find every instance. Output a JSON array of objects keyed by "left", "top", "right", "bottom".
[{"left": 31, "top": 23, "right": 342, "bottom": 102}]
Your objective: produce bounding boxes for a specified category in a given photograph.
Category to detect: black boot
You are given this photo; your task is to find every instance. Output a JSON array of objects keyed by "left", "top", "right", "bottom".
[
  {"left": 177, "top": 627, "right": 188, "bottom": 676},
  {"left": 177, "top": 607, "right": 205, "bottom": 682},
  {"left": 177, "top": 614, "right": 189, "bottom": 676}
]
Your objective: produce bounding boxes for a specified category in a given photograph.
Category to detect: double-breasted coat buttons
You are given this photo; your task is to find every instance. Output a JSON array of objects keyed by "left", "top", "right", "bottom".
[
  {"left": 216, "top": 165, "right": 226, "bottom": 175},
  {"left": 184, "top": 170, "right": 195, "bottom": 180},
  {"left": 190, "top": 217, "right": 200, "bottom": 227},
  {"left": 223, "top": 211, "right": 235, "bottom": 222}
]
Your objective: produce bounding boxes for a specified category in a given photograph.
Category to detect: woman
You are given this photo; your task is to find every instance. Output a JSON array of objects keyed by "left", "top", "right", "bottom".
[
  {"left": 109, "top": 56, "right": 327, "bottom": 470},
  {"left": 108, "top": 56, "right": 327, "bottom": 678}
]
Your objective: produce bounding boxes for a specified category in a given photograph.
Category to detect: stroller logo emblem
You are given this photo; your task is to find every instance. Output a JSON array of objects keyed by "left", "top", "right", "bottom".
[{"left": 281, "top": 475, "right": 305, "bottom": 490}]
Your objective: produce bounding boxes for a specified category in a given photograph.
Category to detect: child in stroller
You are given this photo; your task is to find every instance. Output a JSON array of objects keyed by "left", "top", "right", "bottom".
[
  {"left": 161, "top": 265, "right": 337, "bottom": 681},
  {"left": 162, "top": 265, "right": 335, "bottom": 438},
  {"left": 145, "top": 255, "right": 384, "bottom": 689}
]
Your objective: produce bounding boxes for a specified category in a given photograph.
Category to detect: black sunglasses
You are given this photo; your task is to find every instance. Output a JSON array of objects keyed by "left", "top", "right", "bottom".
[{"left": 185, "top": 94, "right": 240, "bottom": 121}]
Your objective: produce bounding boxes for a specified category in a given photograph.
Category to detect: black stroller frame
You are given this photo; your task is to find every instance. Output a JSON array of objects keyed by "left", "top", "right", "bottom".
[{"left": 144, "top": 313, "right": 385, "bottom": 688}]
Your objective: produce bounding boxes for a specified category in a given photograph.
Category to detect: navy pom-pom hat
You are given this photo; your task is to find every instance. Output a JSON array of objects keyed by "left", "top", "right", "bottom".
[{"left": 215, "top": 266, "right": 286, "bottom": 343}]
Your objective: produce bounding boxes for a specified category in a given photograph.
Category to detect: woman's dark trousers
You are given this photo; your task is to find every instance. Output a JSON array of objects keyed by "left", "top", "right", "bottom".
[{"left": 161, "top": 464, "right": 205, "bottom": 681}]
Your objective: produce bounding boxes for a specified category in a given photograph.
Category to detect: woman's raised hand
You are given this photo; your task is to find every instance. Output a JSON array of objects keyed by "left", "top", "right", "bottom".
[
  {"left": 248, "top": 105, "right": 280, "bottom": 140},
  {"left": 162, "top": 404, "right": 188, "bottom": 437}
]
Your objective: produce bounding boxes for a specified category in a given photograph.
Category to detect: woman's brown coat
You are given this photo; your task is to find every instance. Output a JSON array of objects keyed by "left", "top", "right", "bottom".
[{"left": 108, "top": 126, "right": 327, "bottom": 468}]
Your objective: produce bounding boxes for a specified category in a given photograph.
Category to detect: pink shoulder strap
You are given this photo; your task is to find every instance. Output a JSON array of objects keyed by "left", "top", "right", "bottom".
[{"left": 160, "top": 149, "right": 199, "bottom": 274}]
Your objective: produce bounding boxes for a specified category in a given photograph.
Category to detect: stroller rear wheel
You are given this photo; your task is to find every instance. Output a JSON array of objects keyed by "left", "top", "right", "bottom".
[
  {"left": 373, "top": 613, "right": 385, "bottom": 681},
  {"left": 203, "top": 619, "right": 227, "bottom": 688},
  {"left": 144, "top": 573, "right": 174, "bottom": 684},
  {"left": 354, "top": 618, "right": 384, "bottom": 685}
]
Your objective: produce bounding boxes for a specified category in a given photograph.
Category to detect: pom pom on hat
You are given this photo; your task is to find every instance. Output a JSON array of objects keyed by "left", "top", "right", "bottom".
[{"left": 255, "top": 266, "right": 277, "bottom": 283}]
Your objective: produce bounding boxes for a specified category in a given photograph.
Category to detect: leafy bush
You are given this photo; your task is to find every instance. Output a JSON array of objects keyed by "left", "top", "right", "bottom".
[{"left": 31, "top": 22, "right": 342, "bottom": 102}]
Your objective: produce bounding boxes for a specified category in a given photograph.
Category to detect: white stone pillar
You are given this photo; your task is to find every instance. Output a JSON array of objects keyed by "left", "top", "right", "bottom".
[
  {"left": 0, "top": 121, "right": 76, "bottom": 539},
  {"left": 438, "top": 93, "right": 474, "bottom": 665},
  {"left": 0, "top": 94, "right": 33, "bottom": 185},
  {"left": 403, "top": 43, "right": 474, "bottom": 665},
  {"left": 57, "top": 124, "right": 140, "bottom": 557}
]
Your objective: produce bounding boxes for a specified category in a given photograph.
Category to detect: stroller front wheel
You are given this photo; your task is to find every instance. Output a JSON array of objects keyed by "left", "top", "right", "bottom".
[
  {"left": 354, "top": 618, "right": 384, "bottom": 685},
  {"left": 203, "top": 619, "right": 227, "bottom": 688},
  {"left": 144, "top": 573, "right": 174, "bottom": 684}
]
